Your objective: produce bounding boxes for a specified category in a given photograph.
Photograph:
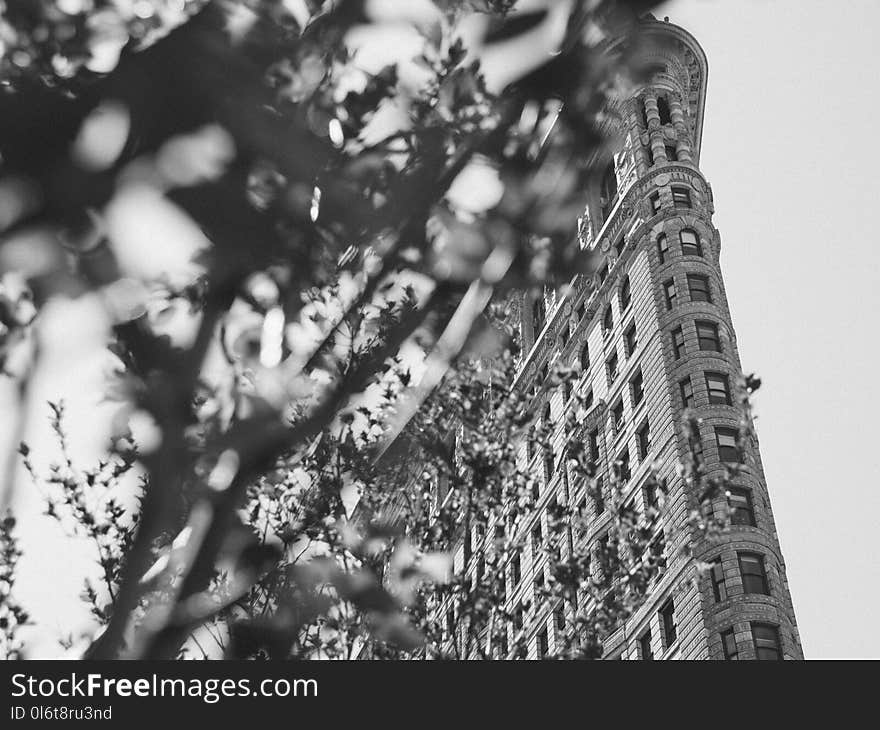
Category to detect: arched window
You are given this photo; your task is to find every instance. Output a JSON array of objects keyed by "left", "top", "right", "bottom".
[
  {"left": 580, "top": 342, "right": 590, "bottom": 372},
  {"left": 665, "top": 143, "right": 678, "bottom": 162},
  {"left": 657, "top": 96, "right": 672, "bottom": 125},
  {"left": 680, "top": 228, "right": 703, "bottom": 257},
  {"left": 619, "top": 275, "right": 632, "bottom": 311},
  {"left": 602, "top": 305, "right": 614, "bottom": 333}
]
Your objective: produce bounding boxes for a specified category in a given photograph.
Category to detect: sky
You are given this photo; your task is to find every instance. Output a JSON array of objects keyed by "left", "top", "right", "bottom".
[
  {"left": 660, "top": 0, "right": 880, "bottom": 658},
  {"left": 2, "top": 0, "right": 878, "bottom": 659}
]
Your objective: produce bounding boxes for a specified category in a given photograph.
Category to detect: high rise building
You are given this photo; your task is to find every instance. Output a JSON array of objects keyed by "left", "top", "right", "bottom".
[{"left": 510, "top": 15, "right": 803, "bottom": 660}]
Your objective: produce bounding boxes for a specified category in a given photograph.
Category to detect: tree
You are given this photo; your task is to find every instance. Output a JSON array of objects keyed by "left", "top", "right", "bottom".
[{"left": 0, "top": 0, "right": 762, "bottom": 661}]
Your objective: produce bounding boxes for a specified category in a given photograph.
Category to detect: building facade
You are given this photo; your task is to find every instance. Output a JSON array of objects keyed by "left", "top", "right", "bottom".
[{"left": 506, "top": 16, "right": 803, "bottom": 660}]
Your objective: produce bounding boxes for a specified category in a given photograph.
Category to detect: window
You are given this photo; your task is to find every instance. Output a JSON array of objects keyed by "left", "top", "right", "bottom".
[
  {"left": 637, "top": 421, "right": 651, "bottom": 460},
  {"left": 616, "top": 449, "right": 631, "bottom": 482},
  {"left": 657, "top": 96, "right": 672, "bottom": 125},
  {"left": 657, "top": 233, "right": 669, "bottom": 263},
  {"left": 672, "top": 187, "right": 691, "bottom": 209},
  {"left": 639, "top": 629, "right": 654, "bottom": 661},
  {"left": 602, "top": 305, "right": 614, "bottom": 333},
  {"left": 672, "top": 326, "right": 685, "bottom": 359},
  {"left": 588, "top": 429, "right": 600, "bottom": 464},
  {"left": 715, "top": 427, "right": 740, "bottom": 463},
  {"left": 533, "top": 295, "right": 546, "bottom": 334},
  {"left": 624, "top": 322, "right": 638, "bottom": 356},
  {"left": 706, "top": 372, "right": 732, "bottom": 405},
  {"left": 659, "top": 599, "right": 677, "bottom": 648},
  {"left": 615, "top": 237, "right": 626, "bottom": 257},
  {"left": 446, "top": 609, "right": 456, "bottom": 637},
  {"left": 691, "top": 423, "right": 704, "bottom": 459},
  {"left": 499, "top": 632, "right": 508, "bottom": 658},
  {"left": 696, "top": 320, "right": 721, "bottom": 352},
  {"left": 679, "top": 376, "right": 695, "bottom": 408},
  {"left": 650, "top": 191, "right": 661, "bottom": 214},
  {"left": 643, "top": 482, "right": 659, "bottom": 514},
  {"left": 600, "top": 162, "right": 618, "bottom": 220},
  {"left": 680, "top": 229, "right": 702, "bottom": 256},
  {"left": 606, "top": 351, "right": 619, "bottom": 386},
  {"left": 751, "top": 623, "right": 782, "bottom": 660},
  {"left": 611, "top": 400, "right": 624, "bottom": 433},
  {"left": 728, "top": 487, "right": 756, "bottom": 527},
  {"left": 721, "top": 629, "right": 739, "bottom": 660},
  {"left": 663, "top": 278, "right": 677, "bottom": 310},
  {"left": 584, "top": 388, "right": 594, "bottom": 410},
  {"left": 580, "top": 342, "right": 590, "bottom": 372},
  {"left": 665, "top": 144, "right": 678, "bottom": 162},
  {"left": 630, "top": 369, "right": 644, "bottom": 406},
  {"left": 687, "top": 274, "right": 712, "bottom": 303},
  {"left": 619, "top": 276, "right": 632, "bottom": 310},
  {"left": 544, "top": 446, "right": 555, "bottom": 483},
  {"left": 738, "top": 552, "right": 770, "bottom": 595},
  {"left": 554, "top": 605, "right": 565, "bottom": 631},
  {"left": 514, "top": 605, "right": 524, "bottom": 630},
  {"left": 598, "top": 263, "right": 609, "bottom": 283},
  {"left": 594, "top": 477, "right": 605, "bottom": 515},
  {"left": 564, "top": 379, "right": 573, "bottom": 404},
  {"left": 537, "top": 628, "right": 549, "bottom": 659},
  {"left": 649, "top": 530, "right": 667, "bottom": 571},
  {"left": 532, "top": 522, "right": 543, "bottom": 550},
  {"left": 578, "top": 300, "right": 587, "bottom": 321},
  {"left": 710, "top": 558, "right": 728, "bottom": 602}
]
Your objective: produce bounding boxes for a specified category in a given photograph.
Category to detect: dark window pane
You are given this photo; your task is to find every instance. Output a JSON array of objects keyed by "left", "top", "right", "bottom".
[
  {"left": 664, "top": 278, "right": 677, "bottom": 310},
  {"left": 611, "top": 400, "right": 624, "bottom": 433},
  {"left": 660, "top": 600, "right": 677, "bottom": 648},
  {"left": 672, "top": 187, "right": 691, "bottom": 209},
  {"left": 620, "top": 277, "right": 631, "bottom": 310},
  {"left": 637, "top": 421, "right": 651, "bottom": 460},
  {"left": 672, "top": 327, "right": 685, "bottom": 359},
  {"left": 728, "top": 488, "right": 756, "bottom": 526},
  {"left": 594, "top": 477, "right": 605, "bottom": 515},
  {"left": 696, "top": 321, "right": 721, "bottom": 352},
  {"left": 679, "top": 377, "right": 694, "bottom": 408},
  {"left": 721, "top": 629, "right": 738, "bottom": 660},
  {"left": 640, "top": 630, "right": 653, "bottom": 661},
  {"left": 625, "top": 323, "right": 638, "bottom": 356},
  {"left": 706, "top": 372, "right": 732, "bottom": 405},
  {"left": 657, "top": 233, "right": 669, "bottom": 263},
  {"left": 751, "top": 623, "right": 782, "bottom": 661},
  {"left": 716, "top": 427, "right": 741, "bottom": 463},
  {"left": 657, "top": 96, "right": 672, "bottom": 124},
  {"left": 617, "top": 450, "right": 631, "bottom": 482},
  {"left": 631, "top": 370, "right": 644, "bottom": 406},
  {"left": 680, "top": 229, "right": 702, "bottom": 256},
  {"left": 607, "top": 352, "right": 619, "bottom": 386},
  {"left": 738, "top": 552, "right": 770, "bottom": 595},
  {"left": 687, "top": 274, "right": 712, "bottom": 302},
  {"left": 710, "top": 559, "right": 727, "bottom": 602}
]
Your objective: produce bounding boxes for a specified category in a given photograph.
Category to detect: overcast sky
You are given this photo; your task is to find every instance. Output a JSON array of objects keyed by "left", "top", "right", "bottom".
[
  {"left": 3, "top": 0, "right": 878, "bottom": 659},
  {"left": 660, "top": 0, "right": 880, "bottom": 658}
]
